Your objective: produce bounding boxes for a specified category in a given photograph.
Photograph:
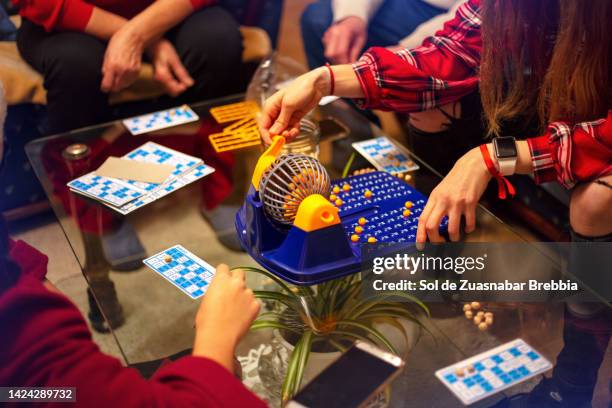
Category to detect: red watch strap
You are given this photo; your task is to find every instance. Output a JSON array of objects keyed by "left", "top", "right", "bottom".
[
  {"left": 325, "top": 63, "right": 335, "bottom": 96},
  {"left": 479, "top": 144, "right": 516, "bottom": 199}
]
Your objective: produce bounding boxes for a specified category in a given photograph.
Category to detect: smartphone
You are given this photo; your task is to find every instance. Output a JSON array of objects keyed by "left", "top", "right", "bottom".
[{"left": 285, "top": 341, "right": 405, "bottom": 408}]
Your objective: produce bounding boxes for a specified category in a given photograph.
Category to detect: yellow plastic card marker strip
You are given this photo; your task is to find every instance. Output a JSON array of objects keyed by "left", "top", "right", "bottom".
[
  {"left": 224, "top": 117, "right": 257, "bottom": 132},
  {"left": 209, "top": 128, "right": 262, "bottom": 153},
  {"left": 210, "top": 101, "right": 259, "bottom": 123}
]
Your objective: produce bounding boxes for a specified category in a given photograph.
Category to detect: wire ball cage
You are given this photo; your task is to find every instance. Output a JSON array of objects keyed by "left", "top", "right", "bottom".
[
  {"left": 280, "top": 118, "right": 320, "bottom": 158},
  {"left": 259, "top": 153, "right": 331, "bottom": 226}
]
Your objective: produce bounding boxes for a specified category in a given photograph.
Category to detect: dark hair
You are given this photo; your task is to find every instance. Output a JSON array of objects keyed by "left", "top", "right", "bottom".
[
  {"left": 0, "top": 215, "right": 20, "bottom": 292},
  {"left": 480, "top": 0, "right": 612, "bottom": 135}
]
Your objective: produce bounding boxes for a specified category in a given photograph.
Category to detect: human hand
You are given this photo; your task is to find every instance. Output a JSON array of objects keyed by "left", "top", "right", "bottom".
[
  {"left": 193, "top": 264, "right": 260, "bottom": 371},
  {"left": 323, "top": 16, "right": 367, "bottom": 64},
  {"left": 101, "top": 25, "right": 144, "bottom": 93},
  {"left": 259, "top": 68, "right": 330, "bottom": 144},
  {"left": 147, "top": 38, "right": 194, "bottom": 97},
  {"left": 416, "top": 146, "right": 492, "bottom": 243}
]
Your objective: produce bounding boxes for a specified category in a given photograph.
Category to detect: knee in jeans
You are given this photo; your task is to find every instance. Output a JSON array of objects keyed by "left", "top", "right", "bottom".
[
  {"left": 180, "top": 10, "right": 242, "bottom": 71},
  {"left": 301, "top": 1, "right": 331, "bottom": 39},
  {"left": 204, "top": 28, "right": 242, "bottom": 68},
  {"left": 45, "top": 46, "right": 103, "bottom": 88},
  {"left": 569, "top": 178, "right": 612, "bottom": 236}
]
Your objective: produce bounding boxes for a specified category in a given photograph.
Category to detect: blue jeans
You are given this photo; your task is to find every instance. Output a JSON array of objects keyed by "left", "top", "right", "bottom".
[
  {"left": 301, "top": 0, "right": 445, "bottom": 69},
  {"left": 0, "top": 6, "right": 16, "bottom": 41}
]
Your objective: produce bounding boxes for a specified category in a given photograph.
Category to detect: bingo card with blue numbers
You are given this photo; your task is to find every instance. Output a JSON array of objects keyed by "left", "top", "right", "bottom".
[
  {"left": 435, "top": 339, "right": 552, "bottom": 405},
  {"left": 115, "top": 164, "right": 214, "bottom": 215},
  {"left": 68, "top": 173, "right": 144, "bottom": 207},
  {"left": 119, "top": 141, "right": 203, "bottom": 192},
  {"left": 143, "top": 245, "right": 215, "bottom": 299},
  {"left": 68, "top": 142, "right": 215, "bottom": 215},
  {"left": 123, "top": 105, "right": 199, "bottom": 135},
  {"left": 124, "top": 141, "right": 201, "bottom": 178},
  {"left": 352, "top": 136, "right": 420, "bottom": 174}
]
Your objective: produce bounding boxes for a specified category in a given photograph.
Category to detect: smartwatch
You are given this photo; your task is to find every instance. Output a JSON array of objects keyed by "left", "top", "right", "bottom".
[{"left": 492, "top": 136, "right": 518, "bottom": 176}]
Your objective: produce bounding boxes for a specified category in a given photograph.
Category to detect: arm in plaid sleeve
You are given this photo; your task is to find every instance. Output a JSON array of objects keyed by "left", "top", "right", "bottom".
[
  {"left": 527, "top": 111, "right": 612, "bottom": 188},
  {"left": 352, "top": 0, "right": 482, "bottom": 112}
]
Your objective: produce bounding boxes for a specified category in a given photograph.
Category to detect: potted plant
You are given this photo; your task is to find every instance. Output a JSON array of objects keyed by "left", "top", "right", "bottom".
[{"left": 237, "top": 266, "right": 429, "bottom": 403}]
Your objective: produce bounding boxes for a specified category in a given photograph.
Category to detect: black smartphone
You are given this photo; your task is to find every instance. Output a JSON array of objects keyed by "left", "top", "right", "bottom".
[{"left": 285, "top": 341, "right": 405, "bottom": 408}]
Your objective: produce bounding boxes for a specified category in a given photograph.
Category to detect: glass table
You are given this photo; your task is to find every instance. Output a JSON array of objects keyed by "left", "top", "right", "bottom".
[{"left": 26, "top": 95, "right": 610, "bottom": 407}]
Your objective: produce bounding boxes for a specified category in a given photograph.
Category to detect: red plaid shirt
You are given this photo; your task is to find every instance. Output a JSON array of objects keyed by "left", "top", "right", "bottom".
[{"left": 353, "top": 0, "right": 612, "bottom": 188}]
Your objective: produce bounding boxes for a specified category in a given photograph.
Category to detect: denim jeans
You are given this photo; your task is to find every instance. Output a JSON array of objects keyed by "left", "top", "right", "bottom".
[
  {"left": 0, "top": 6, "right": 16, "bottom": 41},
  {"left": 551, "top": 231, "right": 612, "bottom": 405},
  {"left": 300, "top": 0, "right": 445, "bottom": 69},
  {"left": 17, "top": 7, "right": 243, "bottom": 135}
]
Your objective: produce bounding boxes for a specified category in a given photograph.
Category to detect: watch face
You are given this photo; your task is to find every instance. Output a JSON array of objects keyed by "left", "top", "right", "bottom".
[{"left": 494, "top": 137, "right": 517, "bottom": 158}]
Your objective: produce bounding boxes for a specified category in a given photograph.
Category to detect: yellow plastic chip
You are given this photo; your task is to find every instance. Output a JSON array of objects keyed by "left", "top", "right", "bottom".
[
  {"left": 224, "top": 116, "right": 257, "bottom": 132},
  {"left": 210, "top": 101, "right": 259, "bottom": 123},
  {"left": 209, "top": 126, "right": 262, "bottom": 153}
]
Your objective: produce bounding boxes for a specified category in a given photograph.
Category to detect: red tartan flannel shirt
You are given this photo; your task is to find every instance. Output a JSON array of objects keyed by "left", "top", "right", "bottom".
[{"left": 353, "top": 0, "right": 612, "bottom": 188}]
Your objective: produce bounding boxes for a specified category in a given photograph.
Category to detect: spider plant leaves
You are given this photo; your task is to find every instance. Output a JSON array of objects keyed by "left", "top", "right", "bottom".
[
  {"left": 282, "top": 342, "right": 300, "bottom": 401},
  {"left": 342, "top": 152, "right": 356, "bottom": 178},
  {"left": 294, "top": 331, "right": 313, "bottom": 391},
  {"left": 282, "top": 330, "right": 313, "bottom": 402},
  {"left": 234, "top": 266, "right": 293, "bottom": 294},
  {"left": 343, "top": 300, "right": 381, "bottom": 320},
  {"left": 362, "top": 306, "right": 436, "bottom": 340},
  {"left": 255, "top": 310, "right": 283, "bottom": 320},
  {"left": 324, "top": 275, "right": 360, "bottom": 314},
  {"left": 335, "top": 319, "right": 397, "bottom": 355},
  {"left": 361, "top": 291, "right": 430, "bottom": 317},
  {"left": 251, "top": 319, "right": 302, "bottom": 335},
  {"left": 253, "top": 290, "right": 300, "bottom": 309},
  {"left": 329, "top": 330, "right": 373, "bottom": 348},
  {"left": 328, "top": 278, "right": 363, "bottom": 311},
  {"left": 244, "top": 267, "right": 430, "bottom": 401},
  {"left": 328, "top": 338, "right": 348, "bottom": 353},
  {"left": 359, "top": 306, "right": 420, "bottom": 325},
  {"left": 367, "top": 316, "right": 409, "bottom": 358}
]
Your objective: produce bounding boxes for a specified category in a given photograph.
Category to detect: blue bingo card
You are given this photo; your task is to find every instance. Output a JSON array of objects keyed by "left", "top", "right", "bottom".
[
  {"left": 68, "top": 142, "right": 214, "bottom": 215},
  {"left": 436, "top": 339, "right": 552, "bottom": 405},
  {"left": 68, "top": 172, "right": 143, "bottom": 207},
  {"left": 119, "top": 141, "right": 202, "bottom": 192},
  {"left": 123, "top": 105, "right": 199, "bottom": 135},
  {"left": 143, "top": 245, "right": 215, "bottom": 299},
  {"left": 123, "top": 141, "right": 201, "bottom": 177},
  {"left": 352, "top": 136, "right": 420, "bottom": 174},
  {"left": 115, "top": 164, "right": 214, "bottom": 215}
]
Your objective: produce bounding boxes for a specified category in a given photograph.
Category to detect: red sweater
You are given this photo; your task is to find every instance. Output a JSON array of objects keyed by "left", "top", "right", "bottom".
[
  {"left": 353, "top": 0, "right": 612, "bottom": 189},
  {"left": 13, "top": 0, "right": 216, "bottom": 32},
  {"left": 0, "top": 238, "right": 267, "bottom": 408}
]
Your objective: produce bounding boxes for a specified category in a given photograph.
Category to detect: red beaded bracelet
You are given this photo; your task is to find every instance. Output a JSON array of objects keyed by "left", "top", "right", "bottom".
[
  {"left": 479, "top": 144, "right": 516, "bottom": 199},
  {"left": 325, "top": 63, "right": 335, "bottom": 96}
]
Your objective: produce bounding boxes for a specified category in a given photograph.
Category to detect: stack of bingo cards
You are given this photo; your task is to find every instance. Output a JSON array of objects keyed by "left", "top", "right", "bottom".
[{"left": 209, "top": 101, "right": 262, "bottom": 153}]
